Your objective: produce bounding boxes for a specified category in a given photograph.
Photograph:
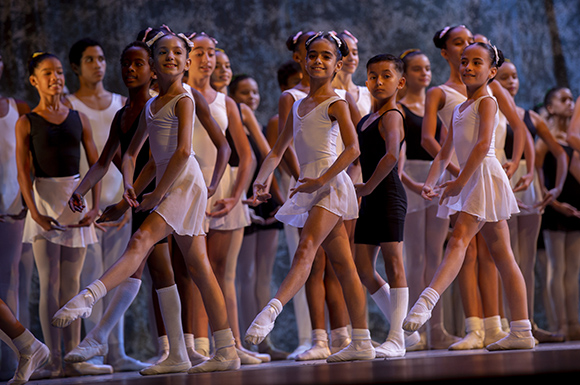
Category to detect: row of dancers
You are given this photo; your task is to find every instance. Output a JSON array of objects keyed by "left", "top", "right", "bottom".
[{"left": 1, "top": 23, "right": 579, "bottom": 384}]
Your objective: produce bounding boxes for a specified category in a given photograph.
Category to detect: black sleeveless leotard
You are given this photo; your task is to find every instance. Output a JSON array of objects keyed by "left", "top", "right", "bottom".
[
  {"left": 504, "top": 110, "right": 537, "bottom": 160},
  {"left": 354, "top": 109, "right": 407, "bottom": 245},
  {"left": 542, "top": 144, "right": 580, "bottom": 232},
  {"left": 27, "top": 110, "right": 82, "bottom": 178},
  {"left": 400, "top": 104, "right": 441, "bottom": 161},
  {"left": 116, "top": 106, "right": 165, "bottom": 240}
]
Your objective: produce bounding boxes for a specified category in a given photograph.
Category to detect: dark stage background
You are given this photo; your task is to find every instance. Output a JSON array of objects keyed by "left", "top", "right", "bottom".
[{"left": 1, "top": 0, "right": 579, "bottom": 361}]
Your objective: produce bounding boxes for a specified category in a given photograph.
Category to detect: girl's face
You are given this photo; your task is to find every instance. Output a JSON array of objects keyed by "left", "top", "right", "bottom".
[
  {"left": 404, "top": 54, "right": 432, "bottom": 90},
  {"left": 232, "top": 78, "right": 260, "bottom": 111},
  {"left": 306, "top": 38, "right": 342, "bottom": 80},
  {"left": 459, "top": 45, "right": 496, "bottom": 89},
  {"left": 547, "top": 88, "right": 575, "bottom": 118},
  {"left": 496, "top": 61, "right": 519, "bottom": 97},
  {"left": 341, "top": 36, "right": 359, "bottom": 75},
  {"left": 442, "top": 26, "right": 474, "bottom": 67},
  {"left": 189, "top": 36, "right": 216, "bottom": 78},
  {"left": 76, "top": 45, "right": 106, "bottom": 84},
  {"left": 121, "top": 46, "right": 153, "bottom": 89},
  {"left": 30, "top": 57, "right": 65, "bottom": 96},
  {"left": 366, "top": 61, "right": 404, "bottom": 101},
  {"left": 211, "top": 50, "right": 232, "bottom": 90},
  {"left": 153, "top": 35, "right": 190, "bottom": 79}
]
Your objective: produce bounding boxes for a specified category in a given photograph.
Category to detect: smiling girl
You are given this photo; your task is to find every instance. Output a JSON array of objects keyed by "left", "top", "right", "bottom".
[{"left": 403, "top": 43, "right": 534, "bottom": 351}]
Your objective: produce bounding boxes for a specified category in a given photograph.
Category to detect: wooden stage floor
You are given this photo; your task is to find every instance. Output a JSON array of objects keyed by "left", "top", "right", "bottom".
[{"left": 5, "top": 341, "right": 580, "bottom": 385}]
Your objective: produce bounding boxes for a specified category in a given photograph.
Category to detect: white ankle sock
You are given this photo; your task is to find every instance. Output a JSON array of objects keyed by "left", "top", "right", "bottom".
[
  {"left": 87, "top": 280, "right": 108, "bottom": 303},
  {"left": 195, "top": 337, "right": 210, "bottom": 357},
  {"left": 184, "top": 333, "right": 195, "bottom": 350}
]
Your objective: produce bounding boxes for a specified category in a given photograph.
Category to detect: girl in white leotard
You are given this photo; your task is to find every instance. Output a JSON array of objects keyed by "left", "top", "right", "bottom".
[
  {"left": 404, "top": 42, "right": 534, "bottom": 352},
  {"left": 53, "top": 31, "right": 239, "bottom": 374},
  {"left": 184, "top": 32, "right": 259, "bottom": 365}
]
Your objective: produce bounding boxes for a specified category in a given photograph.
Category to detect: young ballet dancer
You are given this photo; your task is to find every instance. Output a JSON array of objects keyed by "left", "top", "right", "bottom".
[
  {"left": 210, "top": 48, "right": 233, "bottom": 94},
  {"left": 64, "top": 37, "right": 148, "bottom": 371},
  {"left": 62, "top": 40, "right": 174, "bottom": 370},
  {"left": 0, "top": 53, "right": 30, "bottom": 379},
  {"left": 539, "top": 86, "right": 580, "bottom": 341},
  {"left": 423, "top": 26, "right": 534, "bottom": 350},
  {"left": 15, "top": 52, "right": 112, "bottom": 378},
  {"left": 403, "top": 42, "right": 535, "bottom": 351},
  {"left": 184, "top": 33, "right": 260, "bottom": 365},
  {"left": 0, "top": 298, "right": 49, "bottom": 385},
  {"left": 245, "top": 31, "right": 375, "bottom": 363},
  {"left": 496, "top": 61, "right": 568, "bottom": 342},
  {"left": 52, "top": 30, "right": 241, "bottom": 374},
  {"left": 353, "top": 53, "right": 415, "bottom": 358},
  {"left": 396, "top": 48, "right": 447, "bottom": 351}
]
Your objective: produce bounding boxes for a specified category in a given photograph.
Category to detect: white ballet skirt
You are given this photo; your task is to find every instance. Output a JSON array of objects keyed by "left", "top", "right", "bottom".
[
  {"left": 275, "top": 96, "right": 358, "bottom": 228},
  {"left": 189, "top": 87, "right": 250, "bottom": 231},
  {"left": 441, "top": 96, "right": 519, "bottom": 222},
  {"left": 145, "top": 92, "right": 207, "bottom": 236},
  {"left": 494, "top": 110, "right": 542, "bottom": 216},
  {"left": 22, "top": 175, "right": 97, "bottom": 248}
]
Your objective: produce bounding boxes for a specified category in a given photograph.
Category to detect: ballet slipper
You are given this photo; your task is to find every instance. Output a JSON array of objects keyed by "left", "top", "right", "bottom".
[
  {"left": 287, "top": 340, "right": 311, "bottom": 360},
  {"left": 188, "top": 346, "right": 240, "bottom": 373},
  {"left": 8, "top": 338, "right": 50, "bottom": 385},
  {"left": 405, "top": 331, "right": 428, "bottom": 352},
  {"left": 236, "top": 348, "right": 262, "bottom": 365},
  {"left": 295, "top": 340, "right": 331, "bottom": 361},
  {"left": 108, "top": 356, "right": 150, "bottom": 372},
  {"left": 449, "top": 331, "right": 484, "bottom": 350},
  {"left": 449, "top": 317, "right": 484, "bottom": 350},
  {"left": 404, "top": 331, "right": 421, "bottom": 348},
  {"left": 403, "top": 288, "right": 439, "bottom": 333},
  {"left": 64, "top": 361, "right": 113, "bottom": 377},
  {"left": 64, "top": 337, "right": 108, "bottom": 363},
  {"left": 531, "top": 323, "right": 564, "bottom": 343},
  {"left": 375, "top": 339, "right": 405, "bottom": 358},
  {"left": 486, "top": 320, "right": 535, "bottom": 351},
  {"left": 245, "top": 299, "right": 283, "bottom": 345},
  {"left": 326, "top": 329, "right": 375, "bottom": 363},
  {"left": 52, "top": 289, "right": 96, "bottom": 328},
  {"left": 241, "top": 347, "right": 271, "bottom": 363},
  {"left": 485, "top": 332, "right": 535, "bottom": 351},
  {"left": 139, "top": 358, "right": 191, "bottom": 375}
]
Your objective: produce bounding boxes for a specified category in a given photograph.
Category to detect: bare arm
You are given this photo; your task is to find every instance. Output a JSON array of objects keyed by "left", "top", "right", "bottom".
[{"left": 422, "top": 86, "right": 459, "bottom": 176}]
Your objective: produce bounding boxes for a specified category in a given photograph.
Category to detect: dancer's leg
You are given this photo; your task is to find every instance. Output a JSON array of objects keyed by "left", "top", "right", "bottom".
[
  {"left": 480, "top": 220, "right": 533, "bottom": 350},
  {"left": 564, "top": 231, "right": 580, "bottom": 339},
  {"left": 174, "top": 234, "right": 240, "bottom": 372},
  {"left": 543, "top": 230, "right": 567, "bottom": 335}
]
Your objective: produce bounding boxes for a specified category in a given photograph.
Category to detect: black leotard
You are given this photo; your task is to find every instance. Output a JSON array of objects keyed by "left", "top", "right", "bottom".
[
  {"left": 504, "top": 110, "right": 537, "bottom": 160},
  {"left": 400, "top": 104, "right": 441, "bottom": 161},
  {"left": 542, "top": 145, "right": 580, "bottom": 232},
  {"left": 27, "top": 110, "right": 82, "bottom": 178},
  {"left": 354, "top": 109, "right": 407, "bottom": 245}
]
